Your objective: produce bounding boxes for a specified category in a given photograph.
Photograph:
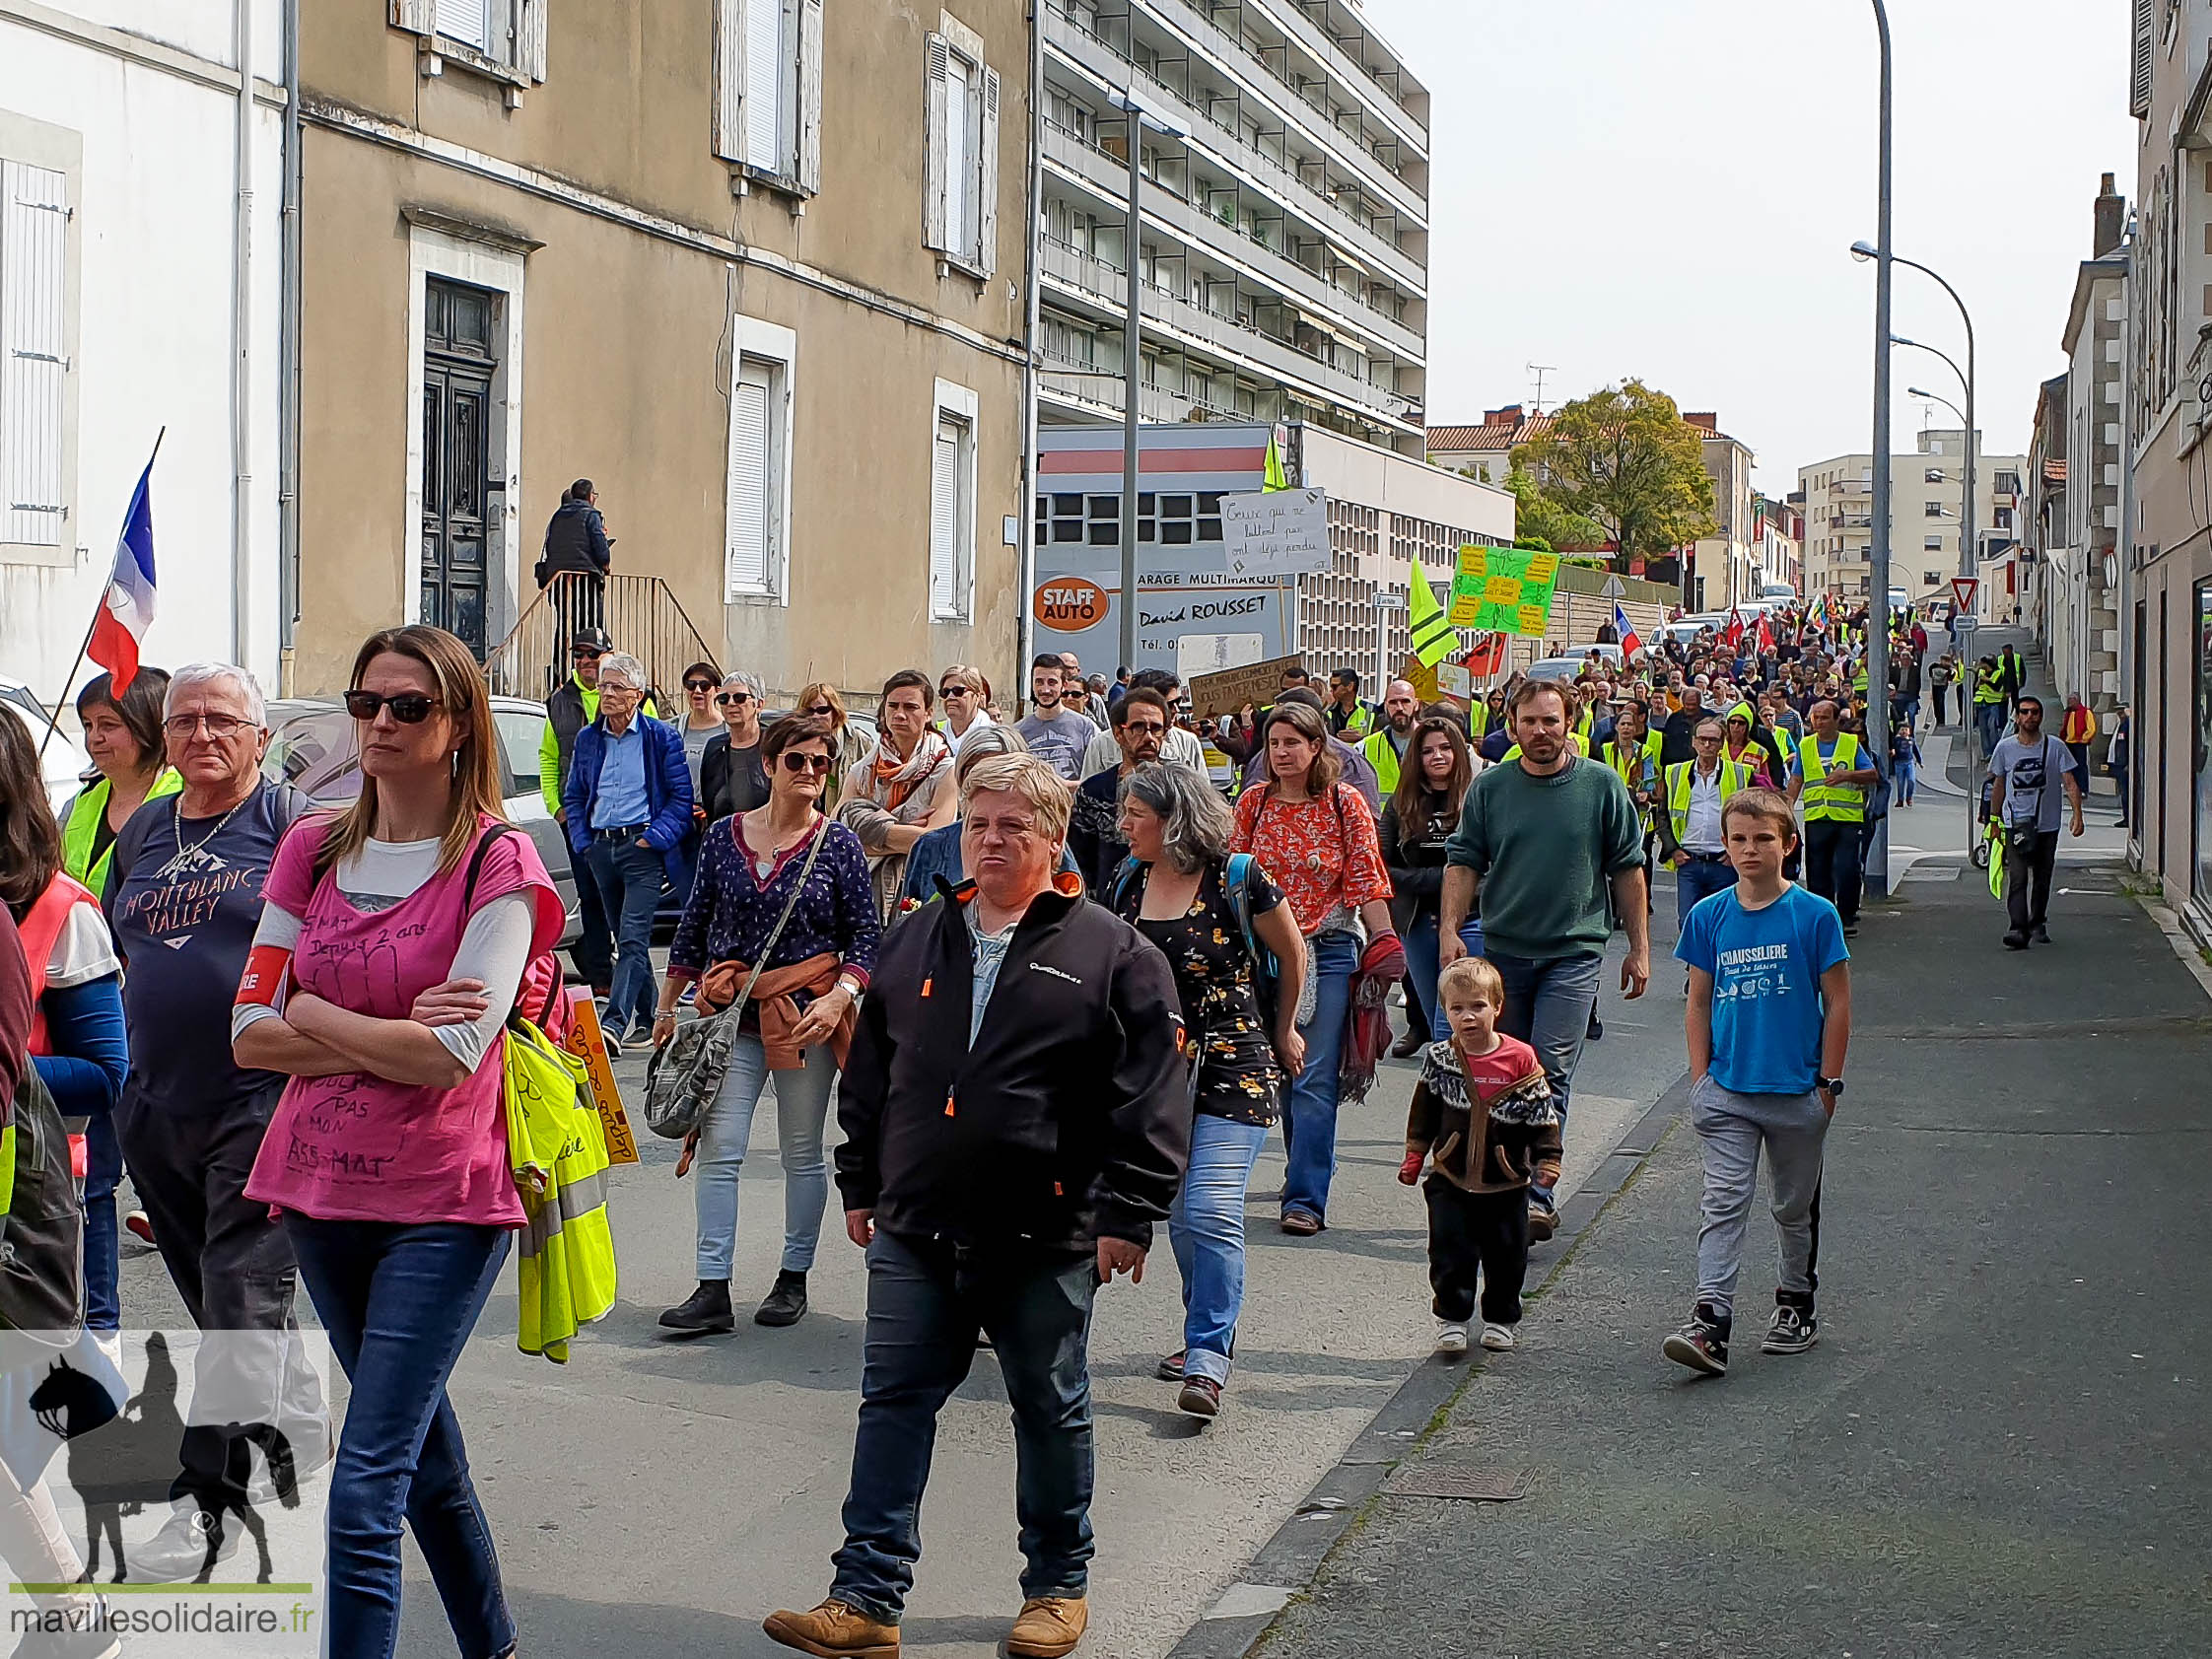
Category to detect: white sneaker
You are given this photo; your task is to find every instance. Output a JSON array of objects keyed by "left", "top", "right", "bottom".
[
  {"left": 1480, "top": 1323, "right": 1517, "bottom": 1351},
  {"left": 1435, "top": 1322, "right": 1469, "bottom": 1354},
  {"left": 126, "top": 1498, "right": 238, "bottom": 1583}
]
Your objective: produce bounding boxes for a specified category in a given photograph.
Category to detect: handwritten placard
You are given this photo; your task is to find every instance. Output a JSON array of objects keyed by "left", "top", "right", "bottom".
[
  {"left": 1221, "top": 488, "right": 1332, "bottom": 580},
  {"left": 1447, "top": 546, "right": 1561, "bottom": 637},
  {"left": 563, "top": 990, "right": 639, "bottom": 1165},
  {"left": 1188, "top": 654, "right": 1305, "bottom": 719}
]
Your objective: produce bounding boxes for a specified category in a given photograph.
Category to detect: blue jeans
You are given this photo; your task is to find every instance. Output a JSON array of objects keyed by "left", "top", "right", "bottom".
[
  {"left": 286, "top": 1218, "right": 514, "bottom": 1659},
  {"left": 1487, "top": 950, "right": 1604, "bottom": 1210},
  {"left": 83, "top": 1113, "right": 122, "bottom": 1331},
  {"left": 1280, "top": 931, "right": 1358, "bottom": 1223},
  {"left": 1673, "top": 856, "right": 1736, "bottom": 937},
  {"left": 1894, "top": 758, "right": 1916, "bottom": 802},
  {"left": 693, "top": 1036, "right": 834, "bottom": 1279},
  {"left": 1975, "top": 703, "right": 2006, "bottom": 757},
  {"left": 1168, "top": 1116, "right": 1270, "bottom": 1385},
  {"left": 583, "top": 836, "right": 663, "bottom": 1036},
  {"left": 1404, "top": 917, "right": 1486, "bottom": 1042},
  {"left": 831, "top": 1231, "right": 1097, "bottom": 1622}
]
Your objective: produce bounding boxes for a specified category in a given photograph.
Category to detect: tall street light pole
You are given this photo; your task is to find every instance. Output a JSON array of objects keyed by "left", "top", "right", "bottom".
[
  {"left": 1862, "top": 0, "right": 1895, "bottom": 897},
  {"left": 1108, "top": 89, "right": 1189, "bottom": 673},
  {"left": 1908, "top": 372, "right": 1983, "bottom": 864}
]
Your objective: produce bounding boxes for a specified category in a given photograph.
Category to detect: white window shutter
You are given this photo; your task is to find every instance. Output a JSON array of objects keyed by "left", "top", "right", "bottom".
[
  {"left": 1, "top": 162, "right": 68, "bottom": 548},
  {"left": 518, "top": 0, "right": 547, "bottom": 81},
  {"left": 923, "top": 34, "right": 950, "bottom": 252},
  {"left": 2130, "top": 0, "right": 2155, "bottom": 116},
  {"left": 978, "top": 66, "right": 1001, "bottom": 275},
  {"left": 931, "top": 421, "right": 960, "bottom": 616},
  {"left": 391, "top": 0, "right": 436, "bottom": 34},
  {"left": 713, "top": 0, "right": 746, "bottom": 163},
  {"left": 796, "top": 0, "right": 825, "bottom": 194},
  {"left": 432, "top": 0, "right": 492, "bottom": 53},
  {"left": 745, "top": 0, "right": 784, "bottom": 172},
  {"left": 726, "top": 367, "right": 773, "bottom": 596}
]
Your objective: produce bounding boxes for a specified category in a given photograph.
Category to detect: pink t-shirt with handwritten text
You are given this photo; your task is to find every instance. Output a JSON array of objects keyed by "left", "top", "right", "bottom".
[{"left": 244, "top": 818, "right": 564, "bottom": 1227}]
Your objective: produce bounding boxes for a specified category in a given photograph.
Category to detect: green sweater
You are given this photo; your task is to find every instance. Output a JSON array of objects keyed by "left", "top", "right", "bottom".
[{"left": 1445, "top": 756, "right": 1645, "bottom": 960}]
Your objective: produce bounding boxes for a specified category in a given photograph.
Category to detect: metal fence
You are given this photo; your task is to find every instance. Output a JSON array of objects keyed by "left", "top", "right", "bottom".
[{"left": 485, "top": 572, "right": 720, "bottom": 703}]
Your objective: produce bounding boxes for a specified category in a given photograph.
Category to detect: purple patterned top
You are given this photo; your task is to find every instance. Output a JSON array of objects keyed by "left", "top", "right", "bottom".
[{"left": 668, "top": 814, "right": 880, "bottom": 986}]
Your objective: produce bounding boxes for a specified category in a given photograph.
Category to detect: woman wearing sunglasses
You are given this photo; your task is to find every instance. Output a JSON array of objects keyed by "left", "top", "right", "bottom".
[
  {"left": 653, "top": 714, "right": 879, "bottom": 1336},
  {"left": 234, "top": 626, "right": 566, "bottom": 1659},
  {"left": 674, "top": 661, "right": 726, "bottom": 902},
  {"left": 791, "top": 681, "right": 871, "bottom": 814},
  {"left": 935, "top": 663, "right": 995, "bottom": 757},
  {"left": 699, "top": 670, "right": 771, "bottom": 822}
]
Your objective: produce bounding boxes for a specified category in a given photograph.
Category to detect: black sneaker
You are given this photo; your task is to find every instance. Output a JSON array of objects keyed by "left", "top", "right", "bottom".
[
  {"left": 754, "top": 1269, "right": 808, "bottom": 1328},
  {"left": 1763, "top": 1304, "right": 1819, "bottom": 1355},
  {"left": 658, "top": 1279, "right": 735, "bottom": 1335},
  {"left": 1662, "top": 1307, "right": 1730, "bottom": 1377},
  {"left": 2030, "top": 924, "right": 2051, "bottom": 945},
  {"left": 1841, "top": 921, "right": 1860, "bottom": 937},
  {"left": 2003, "top": 930, "right": 2030, "bottom": 951},
  {"left": 1586, "top": 1011, "right": 1604, "bottom": 1041}
]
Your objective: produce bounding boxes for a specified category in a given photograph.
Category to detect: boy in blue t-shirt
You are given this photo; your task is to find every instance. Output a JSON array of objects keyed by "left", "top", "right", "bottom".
[{"left": 1663, "top": 786, "right": 1851, "bottom": 1377}]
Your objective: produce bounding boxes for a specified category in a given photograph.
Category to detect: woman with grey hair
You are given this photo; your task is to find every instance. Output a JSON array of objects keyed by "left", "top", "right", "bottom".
[
  {"left": 699, "top": 669, "right": 770, "bottom": 822},
  {"left": 1109, "top": 760, "right": 1308, "bottom": 1420}
]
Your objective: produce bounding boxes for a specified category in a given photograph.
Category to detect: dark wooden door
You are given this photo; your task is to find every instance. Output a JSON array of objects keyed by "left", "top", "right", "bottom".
[{"left": 420, "top": 277, "right": 498, "bottom": 657}]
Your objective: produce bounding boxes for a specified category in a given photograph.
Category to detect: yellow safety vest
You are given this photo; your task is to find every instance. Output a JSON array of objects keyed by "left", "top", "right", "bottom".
[
  {"left": 1601, "top": 733, "right": 1662, "bottom": 794},
  {"left": 1500, "top": 731, "right": 1591, "bottom": 763},
  {"left": 1972, "top": 669, "right": 2004, "bottom": 706},
  {"left": 1798, "top": 734, "right": 1867, "bottom": 823},
  {"left": 1361, "top": 727, "right": 1409, "bottom": 796},
  {"left": 1469, "top": 702, "right": 1491, "bottom": 739},
  {"left": 1666, "top": 758, "right": 1755, "bottom": 845},
  {"left": 61, "top": 771, "right": 184, "bottom": 899}
]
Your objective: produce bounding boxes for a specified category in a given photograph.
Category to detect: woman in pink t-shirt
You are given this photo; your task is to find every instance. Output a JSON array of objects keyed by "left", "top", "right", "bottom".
[{"left": 234, "top": 625, "right": 562, "bottom": 1659}]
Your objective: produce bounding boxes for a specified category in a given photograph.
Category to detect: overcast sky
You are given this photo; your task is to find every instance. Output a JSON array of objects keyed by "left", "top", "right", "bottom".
[{"left": 1359, "top": 0, "right": 2140, "bottom": 494}]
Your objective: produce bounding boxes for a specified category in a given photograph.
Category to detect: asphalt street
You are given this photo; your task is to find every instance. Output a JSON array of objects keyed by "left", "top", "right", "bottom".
[{"left": 1257, "top": 857, "right": 2212, "bottom": 1659}]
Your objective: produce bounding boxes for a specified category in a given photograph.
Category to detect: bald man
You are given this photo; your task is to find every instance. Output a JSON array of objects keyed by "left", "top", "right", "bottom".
[{"left": 1359, "top": 679, "right": 1423, "bottom": 796}]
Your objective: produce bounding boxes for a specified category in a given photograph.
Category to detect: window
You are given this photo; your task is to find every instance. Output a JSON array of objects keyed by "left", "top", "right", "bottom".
[
  {"left": 1924, "top": 535, "right": 1944, "bottom": 551},
  {"left": 714, "top": 0, "right": 825, "bottom": 193},
  {"left": 724, "top": 317, "right": 795, "bottom": 601},
  {"left": 1923, "top": 570, "right": 1943, "bottom": 588},
  {"left": 1924, "top": 467, "right": 1945, "bottom": 484},
  {"left": 1924, "top": 500, "right": 1945, "bottom": 518},
  {"left": 930, "top": 380, "right": 977, "bottom": 620},
  {"left": 389, "top": 0, "right": 546, "bottom": 86},
  {"left": 925, "top": 16, "right": 1001, "bottom": 274},
  {"left": 1992, "top": 469, "right": 2021, "bottom": 494},
  {"left": 1994, "top": 505, "right": 2014, "bottom": 529},
  {"left": 1, "top": 149, "right": 72, "bottom": 558}
]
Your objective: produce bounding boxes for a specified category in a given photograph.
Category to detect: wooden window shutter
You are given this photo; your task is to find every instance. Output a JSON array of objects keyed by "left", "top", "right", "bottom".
[
  {"left": 978, "top": 66, "right": 1001, "bottom": 275},
  {"left": 796, "top": 0, "right": 825, "bottom": 194},
  {"left": 923, "top": 34, "right": 950, "bottom": 252},
  {"left": 0, "top": 162, "right": 69, "bottom": 547},
  {"left": 745, "top": 0, "right": 784, "bottom": 171},
  {"left": 518, "top": 0, "right": 547, "bottom": 82},
  {"left": 391, "top": 0, "right": 436, "bottom": 34},
  {"left": 714, "top": 0, "right": 746, "bottom": 164},
  {"left": 2130, "top": 0, "right": 2155, "bottom": 117}
]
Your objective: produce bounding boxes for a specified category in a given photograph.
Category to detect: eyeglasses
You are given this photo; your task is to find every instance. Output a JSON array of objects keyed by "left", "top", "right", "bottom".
[
  {"left": 779, "top": 752, "right": 833, "bottom": 775},
  {"left": 685, "top": 680, "right": 719, "bottom": 693},
  {"left": 342, "top": 690, "right": 442, "bottom": 725},
  {"left": 163, "top": 713, "right": 252, "bottom": 739},
  {"left": 716, "top": 691, "right": 752, "bottom": 707},
  {"left": 805, "top": 704, "right": 834, "bottom": 717},
  {"left": 598, "top": 680, "right": 641, "bottom": 696},
  {"left": 1122, "top": 721, "right": 1167, "bottom": 736}
]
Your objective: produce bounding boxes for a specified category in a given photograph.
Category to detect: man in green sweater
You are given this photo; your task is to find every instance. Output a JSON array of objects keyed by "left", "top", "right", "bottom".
[{"left": 1440, "top": 678, "right": 1650, "bottom": 1237}]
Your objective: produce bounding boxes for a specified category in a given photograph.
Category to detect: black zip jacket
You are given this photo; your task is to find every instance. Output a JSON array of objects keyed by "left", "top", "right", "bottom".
[{"left": 835, "top": 877, "right": 1191, "bottom": 1253}]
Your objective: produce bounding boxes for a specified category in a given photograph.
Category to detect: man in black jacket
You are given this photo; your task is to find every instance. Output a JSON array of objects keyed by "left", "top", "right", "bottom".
[
  {"left": 767, "top": 753, "right": 1190, "bottom": 1659},
  {"left": 537, "top": 477, "right": 612, "bottom": 662}
]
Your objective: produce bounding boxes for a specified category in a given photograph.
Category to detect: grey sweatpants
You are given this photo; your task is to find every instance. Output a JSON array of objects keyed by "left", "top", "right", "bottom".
[{"left": 1690, "top": 1073, "right": 1830, "bottom": 1320}]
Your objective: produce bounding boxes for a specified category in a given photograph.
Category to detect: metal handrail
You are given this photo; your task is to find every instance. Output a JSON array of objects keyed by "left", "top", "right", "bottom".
[{"left": 485, "top": 571, "right": 722, "bottom": 704}]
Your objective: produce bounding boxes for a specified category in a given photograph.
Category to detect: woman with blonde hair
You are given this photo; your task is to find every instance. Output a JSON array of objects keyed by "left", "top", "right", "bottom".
[
  {"left": 935, "top": 664, "right": 995, "bottom": 757},
  {"left": 235, "top": 624, "right": 566, "bottom": 1659},
  {"left": 792, "top": 680, "right": 873, "bottom": 814}
]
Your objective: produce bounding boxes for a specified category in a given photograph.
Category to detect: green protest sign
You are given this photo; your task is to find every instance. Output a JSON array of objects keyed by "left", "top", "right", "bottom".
[{"left": 1447, "top": 546, "right": 1561, "bottom": 638}]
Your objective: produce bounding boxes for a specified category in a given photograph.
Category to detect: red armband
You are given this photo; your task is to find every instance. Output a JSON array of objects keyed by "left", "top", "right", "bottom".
[{"left": 237, "top": 944, "right": 293, "bottom": 1009}]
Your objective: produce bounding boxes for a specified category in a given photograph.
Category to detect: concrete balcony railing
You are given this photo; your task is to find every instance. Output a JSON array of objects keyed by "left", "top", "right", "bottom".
[
  {"left": 1828, "top": 479, "right": 1873, "bottom": 497},
  {"left": 1044, "top": 2, "right": 1425, "bottom": 292},
  {"left": 1039, "top": 237, "right": 1415, "bottom": 428},
  {"left": 1042, "top": 122, "right": 1424, "bottom": 361},
  {"left": 1237, "top": 0, "right": 1428, "bottom": 156}
]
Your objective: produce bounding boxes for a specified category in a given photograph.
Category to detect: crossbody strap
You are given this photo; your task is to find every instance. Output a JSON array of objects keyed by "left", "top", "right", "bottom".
[{"left": 721, "top": 816, "right": 830, "bottom": 1023}]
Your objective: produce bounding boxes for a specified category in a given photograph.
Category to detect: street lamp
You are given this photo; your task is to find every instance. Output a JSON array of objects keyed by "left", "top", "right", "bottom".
[
  {"left": 1847, "top": 0, "right": 1896, "bottom": 898},
  {"left": 1106, "top": 88, "right": 1191, "bottom": 672}
]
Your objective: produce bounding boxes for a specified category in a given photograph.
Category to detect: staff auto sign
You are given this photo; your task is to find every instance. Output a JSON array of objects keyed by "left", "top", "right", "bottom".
[{"left": 1034, "top": 578, "right": 1110, "bottom": 633}]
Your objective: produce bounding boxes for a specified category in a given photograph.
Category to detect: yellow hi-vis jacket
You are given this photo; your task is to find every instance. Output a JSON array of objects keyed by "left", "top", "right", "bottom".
[
  {"left": 61, "top": 771, "right": 182, "bottom": 898},
  {"left": 1362, "top": 727, "right": 1410, "bottom": 796},
  {"left": 1665, "top": 757, "right": 1756, "bottom": 846},
  {"left": 504, "top": 1019, "right": 618, "bottom": 1363},
  {"left": 1798, "top": 733, "right": 1868, "bottom": 823}
]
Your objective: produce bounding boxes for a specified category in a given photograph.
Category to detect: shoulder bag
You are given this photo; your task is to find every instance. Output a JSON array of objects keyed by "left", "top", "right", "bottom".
[{"left": 642, "top": 820, "right": 827, "bottom": 1139}]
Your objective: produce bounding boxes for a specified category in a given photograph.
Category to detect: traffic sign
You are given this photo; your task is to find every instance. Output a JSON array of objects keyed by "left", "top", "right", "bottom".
[
  {"left": 1950, "top": 576, "right": 1980, "bottom": 614},
  {"left": 1600, "top": 575, "right": 1627, "bottom": 600}
]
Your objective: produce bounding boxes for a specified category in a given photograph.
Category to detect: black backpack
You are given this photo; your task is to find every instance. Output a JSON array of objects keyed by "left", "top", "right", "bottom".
[{"left": 0, "top": 1064, "right": 84, "bottom": 1345}]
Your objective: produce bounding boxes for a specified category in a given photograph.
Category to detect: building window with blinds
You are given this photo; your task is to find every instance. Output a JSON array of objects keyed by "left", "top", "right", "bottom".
[
  {"left": 389, "top": 0, "right": 548, "bottom": 85},
  {"left": 725, "top": 322, "right": 795, "bottom": 602},
  {"left": 713, "top": 0, "right": 826, "bottom": 194},
  {"left": 923, "top": 19, "right": 1000, "bottom": 275},
  {"left": 930, "top": 380, "right": 978, "bottom": 621},
  {"left": 1, "top": 149, "right": 73, "bottom": 558}
]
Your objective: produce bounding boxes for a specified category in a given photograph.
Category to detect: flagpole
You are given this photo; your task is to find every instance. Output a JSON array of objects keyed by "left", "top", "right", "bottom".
[{"left": 37, "top": 429, "right": 164, "bottom": 760}]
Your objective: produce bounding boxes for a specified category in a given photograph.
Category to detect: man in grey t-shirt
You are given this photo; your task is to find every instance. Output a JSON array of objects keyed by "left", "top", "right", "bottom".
[
  {"left": 1989, "top": 694, "right": 2084, "bottom": 950},
  {"left": 1015, "top": 654, "right": 1099, "bottom": 782}
]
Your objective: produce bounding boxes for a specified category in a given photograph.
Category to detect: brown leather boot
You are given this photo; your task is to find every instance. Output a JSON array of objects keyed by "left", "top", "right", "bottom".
[
  {"left": 762, "top": 1598, "right": 900, "bottom": 1658},
  {"left": 1007, "top": 1595, "right": 1088, "bottom": 1658}
]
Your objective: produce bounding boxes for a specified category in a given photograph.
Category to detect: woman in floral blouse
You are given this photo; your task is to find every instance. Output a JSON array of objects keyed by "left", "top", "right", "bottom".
[
  {"left": 1230, "top": 700, "right": 1396, "bottom": 1236},
  {"left": 1113, "top": 762, "right": 1306, "bottom": 1419}
]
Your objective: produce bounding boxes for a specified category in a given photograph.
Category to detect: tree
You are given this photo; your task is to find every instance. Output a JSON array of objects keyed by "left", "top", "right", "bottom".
[
  {"left": 1512, "top": 380, "right": 1718, "bottom": 573},
  {"left": 1502, "top": 463, "right": 1608, "bottom": 555}
]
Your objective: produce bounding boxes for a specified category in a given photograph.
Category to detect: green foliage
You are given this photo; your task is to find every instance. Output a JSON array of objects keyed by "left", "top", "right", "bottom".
[
  {"left": 1512, "top": 380, "right": 1719, "bottom": 572},
  {"left": 1503, "top": 464, "right": 1608, "bottom": 555}
]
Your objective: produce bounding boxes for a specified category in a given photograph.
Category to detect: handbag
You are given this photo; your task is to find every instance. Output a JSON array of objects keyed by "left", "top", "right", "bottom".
[
  {"left": 0, "top": 1066, "right": 84, "bottom": 1346},
  {"left": 642, "top": 821, "right": 827, "bottom": 1139}
]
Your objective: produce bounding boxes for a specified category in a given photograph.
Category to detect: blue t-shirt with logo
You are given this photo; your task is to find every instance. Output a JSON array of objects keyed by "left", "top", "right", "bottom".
[{"left": 1674, "top": 883, "right": 1848, "bottom": 1095}]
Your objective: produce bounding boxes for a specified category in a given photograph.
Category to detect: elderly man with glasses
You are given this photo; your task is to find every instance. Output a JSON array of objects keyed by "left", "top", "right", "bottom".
[
  {"left": 562, "top": 653, "right": 693, "bottom": 1050},
  {"left": 104, "top": 661, "right": 326, "bottom": 1577}
]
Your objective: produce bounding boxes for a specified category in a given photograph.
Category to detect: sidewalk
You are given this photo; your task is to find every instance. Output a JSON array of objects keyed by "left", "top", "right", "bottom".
[{"left": 1255, "top": 860, "right": 2212, "bottom": 1659}]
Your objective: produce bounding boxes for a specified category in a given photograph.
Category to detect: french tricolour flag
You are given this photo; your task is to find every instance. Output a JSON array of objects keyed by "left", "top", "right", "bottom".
[
  {"left": 87, "top": 454, "right": 157, "bottom": 693},
  {"left": 1613, "top": 602, "right": 1641, "bottom": 657}
]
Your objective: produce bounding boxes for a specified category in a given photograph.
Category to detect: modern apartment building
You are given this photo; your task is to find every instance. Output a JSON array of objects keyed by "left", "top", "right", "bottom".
[
  {"left": 291, "top": 0, "right": 1029, "bottom": 699},
  {"left": 1035, "top": 0, "right": 1429, "bottom": 455},
  {"left": 1796, "top": 430, "right": 2025, "bottom": 609}
]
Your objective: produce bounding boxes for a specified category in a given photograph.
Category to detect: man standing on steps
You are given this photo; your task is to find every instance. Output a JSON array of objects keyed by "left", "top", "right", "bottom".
[
  {"left": 1989, "top": 695, "right": 2084, "bottom": 950},
  {"left": 1439, "top": 678, "right": 1650, "bottom": 1242},
  {"left": 1785, "top": 700, "right": 1877, "bottom": 938}
]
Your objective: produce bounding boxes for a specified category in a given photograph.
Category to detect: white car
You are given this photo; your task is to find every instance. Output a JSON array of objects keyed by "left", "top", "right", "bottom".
[
  {"left": 0, "top": 675, "right": 95, "bottom": 817},
  {"left": 1555, "top": 643, "right": 1625, "bottom": 668}
]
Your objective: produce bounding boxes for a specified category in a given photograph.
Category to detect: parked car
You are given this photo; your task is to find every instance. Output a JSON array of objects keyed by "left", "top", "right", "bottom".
[
  {"left": 261, "top": 695, "right": 585, "bottom": 944},
  {"left": 1, "top": 676, "right": 95, "bottom": 817},
  {"left": 1523, "top": 657, "right": 1584, "bottom": 682},
  {"left": 1555, "top": 643, "right": 1625, "bottom": 669}
]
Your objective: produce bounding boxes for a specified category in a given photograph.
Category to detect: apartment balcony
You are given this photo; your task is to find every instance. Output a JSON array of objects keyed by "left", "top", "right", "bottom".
[
  {"left": 1828, "top": 479, "right": 1872, "bottom": 497},
  {"left": 1838, "top": 515, "right": 1873, "bottom": 529},
  {"left": 1042, "top": 122, "right": 1424, "bottom": 361},
  {"left": 1039, "top": 237, "right": 1415, "bottom": 430},
  {"left": 1044, "top": 2, "right": 1424, "bottom": 291},
  {"left": 1039, "top": 362, "right": 1197, "bottom": 424},
  {"left": 1235, "top": 0, "right": 1428, "bottom": 156}
]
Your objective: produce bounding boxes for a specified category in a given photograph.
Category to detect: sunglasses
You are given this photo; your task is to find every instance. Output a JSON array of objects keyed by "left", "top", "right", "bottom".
[
  {"left": 717, "top": 691, "right": 752, "bottom": 706},
  {"left": 804, "top": 704, "right": 834, "bottom": 717},
  {"left": 780, "top": 752, "right": 833, "bottom": 775},
  {"left": 938, "top": 685, "right": 971, "bottom": 698},
  {"left": 572, "top": 649, "right": 604, "bottom": 661},
  {"left": 343, "top": 690, "right": 442, "bottom": 725},
  {"left": 1122, "top": 721, "right": 1167, "bottom": 735},
  {"left": 685, "top": 680, "right": 719, "bottom": 693}
]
